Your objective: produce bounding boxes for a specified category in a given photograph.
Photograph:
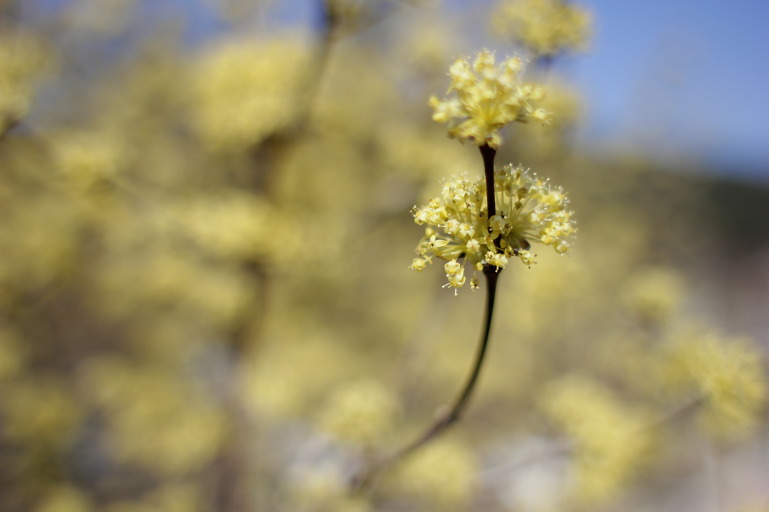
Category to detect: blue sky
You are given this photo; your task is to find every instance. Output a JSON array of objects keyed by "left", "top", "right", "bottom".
[
  {"left": 23, "top": 0, "right": 769, "bottom": 179},
  {"left": 570, "top": 0, "right": 769, "bottom": 177},
  {"left": 255, "top": 0, "right": 769, "bottom": 178}
]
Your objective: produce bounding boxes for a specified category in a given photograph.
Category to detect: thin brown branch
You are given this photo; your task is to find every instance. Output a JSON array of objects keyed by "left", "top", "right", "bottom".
[{"left": 352, "top": 265, "right": 501, "bottom": 493}]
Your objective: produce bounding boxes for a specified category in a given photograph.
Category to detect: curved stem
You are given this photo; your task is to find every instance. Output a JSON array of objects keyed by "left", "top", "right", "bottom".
[
  {"left": 446, "top": 266, "right": 499, "bottom": 419},
  {"left": 353, "top": 266, "right": 500, "bottom": 492}
]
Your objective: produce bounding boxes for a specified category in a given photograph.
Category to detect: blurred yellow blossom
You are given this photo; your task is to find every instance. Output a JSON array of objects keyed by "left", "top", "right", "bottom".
[
  {"left": 3, "top": 377, "right": 84, "bottom": 450},
  {"left": 294, "top": 468, "right": 373, "bottom": 512},
  {"left": 393, "top": 439, "right": 478, "bottom": 507},
  {"left": 318, "top": 378, "right": 400, "bottom": 447},
  {"left": 0, "top": 32, "right": 48, "bottom": 130},
  {"left": 541, "top": 375, "right": 652, "bottom": 505},
  {"left": 175, "top": 192, "right": 285, "bottom": 262},
  {"left": 79, "top": 358, "right": 226, "bottom": 476},
  {"left": 429, "top": 50, "right": 551, "bottom": 148},
  {"left": 492, "top": 0, "right": 591, "bottom": 57},
  {"left": 622, "top": 266, "right": 685, "bottom": 325},
  {"left": 661, "top": 328, "right": 767, "bottom": 440},
  {"left": 241, "top": 333, "right": 363, "bottom": 418},
  {"left": 35, "top": 486, "right": 93, "bottom": 512},
  {"left": 94, "top": 232, "right": 257, "bottom": 327},
  {"left": 517, "top": 81, "right": 584, "bottom": 155},
  {"left": 189, "top": 37, "right": 310, "bottom": 152},
  {"left": 53, "top": 131, "right": 126, "bottom": 189}
]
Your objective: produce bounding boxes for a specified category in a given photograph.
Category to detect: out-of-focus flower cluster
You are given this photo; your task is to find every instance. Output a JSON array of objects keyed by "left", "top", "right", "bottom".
[
  {"left": 189, "top": 38, "right": 310, "bottom": 152},
  {"left": 412, "top": 165, "right": 574, "bottom": 290},
  {"left": 429, "top": 50, "right": 551, "bottom": 148},
  {"left": 661, "top": 328, "right": 767, "bottom": 440},
  {"left": 542, "top": 375, "right": 652, "bottom": 505},
  {"left": 492, "top": 0, "right": 591, "bottom": 57},
  {"left": 0, "top": 32, "right": 48, "bottom": 131}
]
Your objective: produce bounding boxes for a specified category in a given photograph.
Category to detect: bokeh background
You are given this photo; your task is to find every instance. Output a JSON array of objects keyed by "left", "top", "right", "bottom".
[{"left": 1, "top": 1, "right": 768, "bottom": 511}]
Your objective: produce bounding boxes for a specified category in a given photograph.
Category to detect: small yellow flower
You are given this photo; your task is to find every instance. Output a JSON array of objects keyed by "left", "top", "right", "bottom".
[
  {"left": 517, "top": 249, "right": 535, "bottom": 265},
  {"left": 410, "top": 258, "right": 429, "bottom": 272},
  {"left": 444, "top": 259, "right": 462, "bottom": 276},
  {"left": 429, "top": 50, "right": 551, "bottom": 148},
  {"left": 486, "top": 251, "right": 509, "bottom": 270}
]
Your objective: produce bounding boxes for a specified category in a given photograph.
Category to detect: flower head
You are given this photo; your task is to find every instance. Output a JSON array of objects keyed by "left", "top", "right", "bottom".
[
  {"left": 412, "top": 164, "right": 574, "bottom": 290},
  {"left": 429, "top": 50, "right": 551, "bottom": 149}
]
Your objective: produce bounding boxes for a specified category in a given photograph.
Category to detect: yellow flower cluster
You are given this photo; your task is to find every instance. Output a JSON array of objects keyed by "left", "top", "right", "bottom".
[
  {"left": 3, "top": 377, "right": 83, "bottom": 451},
  {"left": 621, "top": 266, "right": 684, "bottom": 325},
  {"left": 492, "top": 0, "right": 591, "bottom": 57},
  {"left": 411, "top": 164, "right": 574, "bottom": 291},
  {"left": 53, "top": 131, "right": 126, "bottom": 189},
  {"left": 175, "top": 193, "right": 284, "bottom": 262},
  {"left": 0, "top": 33, "right": 48, "bottom": 130},
  {"left": 542, "top": 376, "right": 651, "bottom": 505},
  {"left": 428, "top": 50, "right": 551, "bottom": 149},
  {"left": 318, "top": 379, "right": 400, "bottom": 447},
  {"left": 80, "top": 358, "right": 226, "bottom": 476},
  {"left": 394, "top": 439, "right": 478, "bottom": 507},
  {"left": 662, "top": 330, "right": 767, "bottom": 440},
  {"left": 189, "top": 38, "right": 309, "bottom": 152}
]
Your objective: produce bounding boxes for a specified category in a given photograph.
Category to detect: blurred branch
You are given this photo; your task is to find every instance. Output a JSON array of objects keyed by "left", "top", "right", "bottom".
[
  {"left": 642, "top": 394, "right": 705, "bottom": 432},
  {"left": 477, "top": 396, "right": 706, "bottom": 489},
  {"left": 478, "top": 439, "right": 572, "bottom": 486},
  {"left": 0, "top": 118, "right": 20, "bottom": 143}
]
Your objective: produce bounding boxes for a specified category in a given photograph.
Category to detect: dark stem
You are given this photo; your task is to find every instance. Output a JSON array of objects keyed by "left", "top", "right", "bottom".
[
  {"left": 479, "top": 144, "right": 497, "bottom": 219},
  {"left": 446, "top": 266, "right": 499, "bottom": 416},
  {"left": 353, "top": 266, "right": 500, "bottom": 492}
]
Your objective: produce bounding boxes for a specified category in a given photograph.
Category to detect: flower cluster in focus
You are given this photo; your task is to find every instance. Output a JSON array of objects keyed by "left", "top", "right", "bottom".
[
  {"left": 411, "top": 164, "right": 574, "bottom": 291},
  {"left": 492, "top": 0, "right": 591, "bottom": 57},
  {"left": 428, "top": 50, "right": 551, "bottom": 149}
]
